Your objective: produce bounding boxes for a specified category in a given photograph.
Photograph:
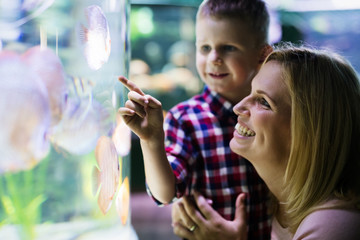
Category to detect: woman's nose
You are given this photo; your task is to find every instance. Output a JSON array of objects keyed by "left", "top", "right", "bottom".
[{"left": 233, "top": 97, "right": 250, "bottom": 117}]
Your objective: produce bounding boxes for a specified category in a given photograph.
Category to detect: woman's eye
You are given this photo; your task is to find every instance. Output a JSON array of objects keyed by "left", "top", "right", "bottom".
[{"left": 258, "top": 98, "right": 271, "bottom": 109}]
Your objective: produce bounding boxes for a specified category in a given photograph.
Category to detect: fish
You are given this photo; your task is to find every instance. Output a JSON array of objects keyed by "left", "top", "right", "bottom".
[
  {"left": 79, "top": 5, "right": 111, "bottom": 70},
  {"left": 0, "top": 50, "right": 51, "bottom": 174},
  {"left": 68, "top": 75, "right": 95, "bottom": 100},
  {"left": 21, "top": 46, "right": 68, "bottom": 126},
  {"left": 49, "top": 69, "right": 112, "bottom": 156},
  {"left": 67, "top": 75, "right": 95, "bottom": 120},
  {"left": 49, "top": 96, "right": 110, "bottom": 156},
  {"left": 111, "top": 113, "right": 131, "bottom": 157},
  {"left": 94, "top": 136, "right": 120, "bottom": 215},
  {"left": 116, "top": 176, "right": 130, "bottom": 225}
]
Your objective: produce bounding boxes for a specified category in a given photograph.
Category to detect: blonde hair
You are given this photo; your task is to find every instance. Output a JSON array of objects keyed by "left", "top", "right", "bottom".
[{"left": 265, "top": 43, "right": 360, "bottom": 232}]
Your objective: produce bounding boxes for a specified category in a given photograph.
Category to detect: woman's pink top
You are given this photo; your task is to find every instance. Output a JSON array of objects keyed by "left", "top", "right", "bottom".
[{"left": 271, "top": 202, "right": 360, "bottom": 239}]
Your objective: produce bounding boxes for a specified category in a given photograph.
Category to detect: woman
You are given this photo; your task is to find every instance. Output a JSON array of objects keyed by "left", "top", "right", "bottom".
[{"left": 172, "top": 44, "right": 360, "bottom": 239}]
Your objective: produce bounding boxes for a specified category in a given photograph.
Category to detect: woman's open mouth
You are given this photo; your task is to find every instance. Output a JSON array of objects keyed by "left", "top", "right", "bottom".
[{"left": 235, "top": 123, "right": 255, "bottom": 137}]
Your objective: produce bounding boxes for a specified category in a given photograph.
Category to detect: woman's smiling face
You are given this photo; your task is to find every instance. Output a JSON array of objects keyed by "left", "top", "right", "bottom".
[{"left": 230, "top": 60, "right": 292, "bottom": 168}]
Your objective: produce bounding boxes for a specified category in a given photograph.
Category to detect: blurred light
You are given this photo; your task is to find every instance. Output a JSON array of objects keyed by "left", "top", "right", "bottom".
[
  {"left": 269, "top": 10, "right": 282, "bottom": 44},
  {"left": 135, "top": 7, "right": 154, "bottom": 34},
  {"left": 332, "top": 0, "right": 360, "bottom": 10},
  {"left": 55, "top": 29, "right": 58, "bottom": 55},
  {"left": 309, "top": 16, "right": 331, "bottom": 34},
  {"left": 0, "top": 23, "right": 21, "bottom": 41},
  {"left": 109, "top": 0, "right": 119, "bottom": 12},
  {"left": 180, "top": 18, "right": 195, "bottom": 41},
  {"left": 40, "top": 26, "right": 47, "bottom": 50},
  {"left": 275, "top": 0, "right": 360, "bottom": 11},
  {"left": 0, "top": 0, "right": 21, "bottom": 13},
  {"left": 144, "top": 41, "right": 162, "bottom": 62},
  {"left": 112, "top": 90, "right": 117, "bottom": 108}
]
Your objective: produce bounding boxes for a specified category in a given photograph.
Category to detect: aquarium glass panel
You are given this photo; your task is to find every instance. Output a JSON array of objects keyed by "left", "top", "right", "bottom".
[{"left": 0, "top": 0, "right": 137, "bottom": 239}]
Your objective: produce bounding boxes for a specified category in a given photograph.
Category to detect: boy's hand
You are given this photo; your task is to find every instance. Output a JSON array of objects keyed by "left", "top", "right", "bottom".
[{"left": 118, "top": 76, "right": 164, "bottom": 141}]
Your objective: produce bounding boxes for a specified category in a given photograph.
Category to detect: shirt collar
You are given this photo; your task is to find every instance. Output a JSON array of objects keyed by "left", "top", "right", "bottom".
[{"left": 203, "top": 86, "right": 236, "bottom": 120}]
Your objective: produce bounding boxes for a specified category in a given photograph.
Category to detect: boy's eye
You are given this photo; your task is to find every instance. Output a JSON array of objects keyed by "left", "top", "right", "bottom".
[
  {"left": 222, "top": 45, "right": 236, "bottom": 52},
  {"left": 199, "top": 45, "right": 211, "bottom": 53}
]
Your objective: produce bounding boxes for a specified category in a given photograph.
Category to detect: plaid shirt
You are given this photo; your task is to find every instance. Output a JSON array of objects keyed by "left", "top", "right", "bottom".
[{"left": 149, "top": 86, "right": 271, "bottom": 239}]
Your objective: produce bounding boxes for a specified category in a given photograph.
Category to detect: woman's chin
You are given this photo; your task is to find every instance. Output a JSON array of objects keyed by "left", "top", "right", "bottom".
[{"left": 230, "top": 137, "right": 250, "bottom": 159}]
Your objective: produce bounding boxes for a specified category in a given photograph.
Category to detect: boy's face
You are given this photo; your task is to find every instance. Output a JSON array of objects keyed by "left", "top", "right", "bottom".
[{"left": 196, "top": 15, "right": 263, "bottom": 104}]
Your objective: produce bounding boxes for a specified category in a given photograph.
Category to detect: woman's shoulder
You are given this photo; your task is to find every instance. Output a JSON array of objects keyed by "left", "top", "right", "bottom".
[
  {"left": 271, "top": 217, "right": 293, "bottom": 240},
  {"left": 294, "top": 203, "right": 360, "bottom": 240}
]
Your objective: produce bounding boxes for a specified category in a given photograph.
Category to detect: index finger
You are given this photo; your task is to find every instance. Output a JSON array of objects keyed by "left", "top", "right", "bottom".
[{"left": 118, "top": 76, "right": 145, "bottom": 96}]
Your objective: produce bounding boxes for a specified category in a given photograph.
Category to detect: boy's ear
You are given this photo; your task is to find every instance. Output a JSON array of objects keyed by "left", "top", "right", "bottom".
[{"left": 259, "top": 44, "right": 273, "bottom": 63}]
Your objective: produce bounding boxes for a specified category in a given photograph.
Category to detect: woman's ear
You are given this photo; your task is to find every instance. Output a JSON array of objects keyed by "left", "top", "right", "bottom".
[{"left": 259, "top": 44, "right": 273, "bottom": 63}]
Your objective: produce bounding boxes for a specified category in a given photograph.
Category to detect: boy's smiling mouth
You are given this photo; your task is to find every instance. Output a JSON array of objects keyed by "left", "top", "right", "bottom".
[{"left": 209, "top": 72, "right": 229, "bottom": 79}]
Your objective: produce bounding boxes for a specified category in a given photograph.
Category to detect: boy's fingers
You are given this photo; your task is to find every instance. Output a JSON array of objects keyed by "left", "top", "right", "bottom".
[
  {"left": 123, "top": 99, "right": 146, "bottom": 118},
  {"left": 145, "top": 94, "right": 162, "bottom": 108},
  {"left": 118, "top": 76, "right": 145, "bottom": 96},
  {"left": 119, "top": 76, "right": 162, "bottom": 110},
  {"left": 117, "top": 107, "right": 135, "bottom": 116},
  {"left": 128, "top": 91, "right": 149, "bottom": 106}
]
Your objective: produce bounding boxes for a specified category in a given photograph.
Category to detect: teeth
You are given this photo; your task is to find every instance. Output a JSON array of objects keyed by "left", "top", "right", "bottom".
[
  {"left": 211, "top": 73, "right": 224, "bottom": 76},
  {"left": 235, "top": 123, "right": 255, "bottom": 137}
]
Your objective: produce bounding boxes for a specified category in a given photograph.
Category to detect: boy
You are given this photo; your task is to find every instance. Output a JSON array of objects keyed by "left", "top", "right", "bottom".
[{"left": 119, "top": 0, "right": 272, "bottom": 239}]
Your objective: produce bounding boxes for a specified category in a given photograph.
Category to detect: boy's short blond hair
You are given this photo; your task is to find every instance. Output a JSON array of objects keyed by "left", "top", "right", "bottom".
[{"left": 197, "top": 0, "right": 270, "bottom": 46}]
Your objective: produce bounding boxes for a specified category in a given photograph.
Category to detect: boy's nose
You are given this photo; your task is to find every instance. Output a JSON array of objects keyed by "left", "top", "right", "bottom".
[
  {"left": 213, "top": 57, "right": 222, "bottom": 66},
  {"left": 209, "top": 51, "right": 222, "bottom": 66}
]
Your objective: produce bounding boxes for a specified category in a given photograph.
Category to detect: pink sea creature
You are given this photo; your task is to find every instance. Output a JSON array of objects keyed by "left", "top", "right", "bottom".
[
  {"left": 111, "top": 113, "right": 131, "bottom": 157},
  {"left": 79, "top": 5, "right": 111, "bottom": 70},
  {"left": 115, "top": 176, "right": 130, "bottom": 225},
  {"left": 94, "top": 136, "right": 120, "bottom": 215},
  {"left": 21, "top": 46, "right": 68, "bottom": 126},
  {"left": 49, "top": 94, "right": 110, "bottom": 156},
  {"left": 0, "top": 50, "right": 51, "bottom": 173}
]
